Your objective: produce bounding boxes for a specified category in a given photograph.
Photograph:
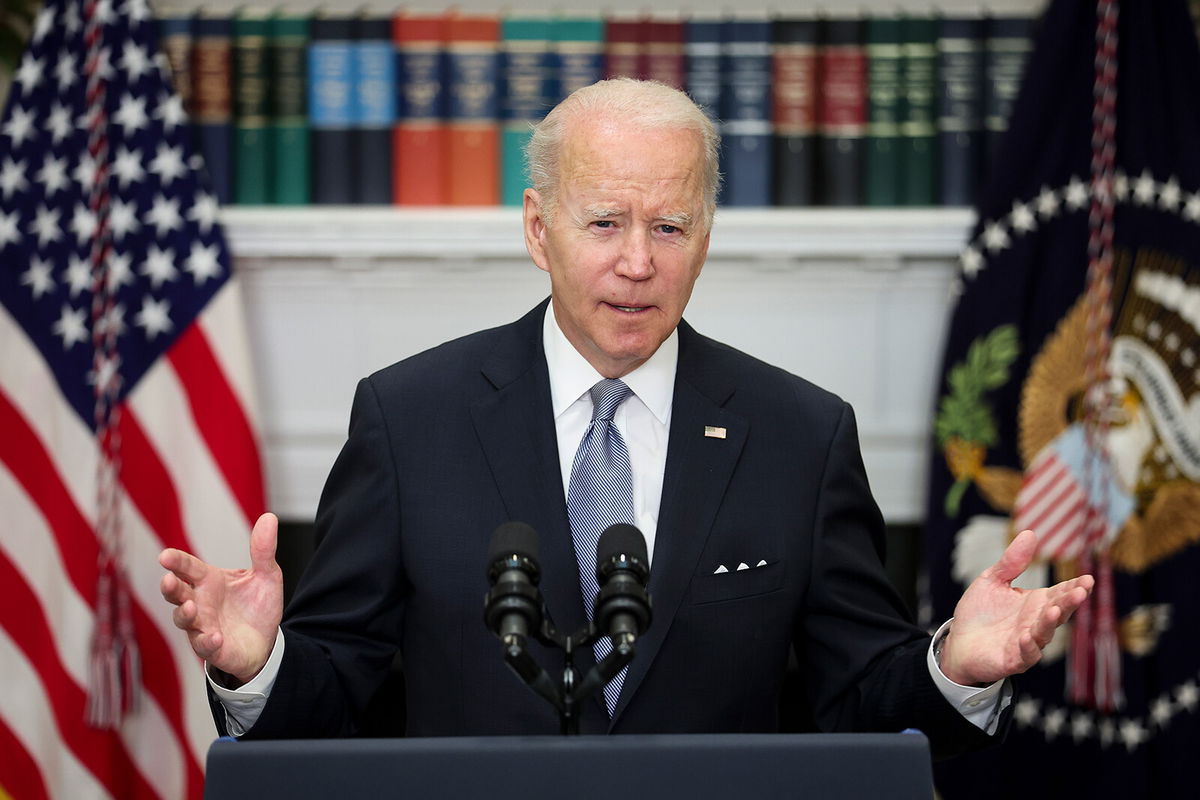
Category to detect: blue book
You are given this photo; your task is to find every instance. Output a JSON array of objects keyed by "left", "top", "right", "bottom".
[
  {"left": 192, "top": 13, "right": 234, "bottom": 204},
  {"left": 720, "top": 18, "right": 773, "bottom": 207},
  {"left": 983, "top": 14, "right": 1035, "bottom": 181},
  {"left": 309, "top": 14, "right": 357, "bottom": 204},
  {"left": 355, "top": 14, "right": 395, "bottom": 204},
  {"left": 684, "top": 16, "right": 722, "bottom": 122},
  {"left": 555, "top": 16, "right": 605, "bottom": 103},
  {"left": 937, "top": 16, "right": 985, "bottom": 206}
]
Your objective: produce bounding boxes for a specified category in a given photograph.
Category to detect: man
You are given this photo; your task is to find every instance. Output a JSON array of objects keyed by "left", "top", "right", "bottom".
[{"left": 159, "top": 80, "right": 1092, "bottom": 757}]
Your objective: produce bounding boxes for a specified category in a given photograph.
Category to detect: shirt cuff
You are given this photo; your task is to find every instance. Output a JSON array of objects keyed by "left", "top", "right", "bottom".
[
  {"left": 206, "top": 627, "right": 285, "bottom": 737},
  {"left": 927, "top": 619, "right": 1012, "bottom": 735}
]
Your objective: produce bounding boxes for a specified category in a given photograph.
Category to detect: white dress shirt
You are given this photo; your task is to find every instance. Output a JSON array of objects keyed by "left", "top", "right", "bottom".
[{"left": 211, "top": 306, "right": 1007, "bottom": 735}]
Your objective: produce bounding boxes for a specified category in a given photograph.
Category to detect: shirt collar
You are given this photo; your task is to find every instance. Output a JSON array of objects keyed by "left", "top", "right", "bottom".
[{"left": 543, "top": 303, "right": 677, "bottom": 425}]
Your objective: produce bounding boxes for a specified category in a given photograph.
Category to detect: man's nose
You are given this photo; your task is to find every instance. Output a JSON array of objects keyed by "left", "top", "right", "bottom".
[{"left": 615, "top": 230, "right": 654, "bottom": 279}]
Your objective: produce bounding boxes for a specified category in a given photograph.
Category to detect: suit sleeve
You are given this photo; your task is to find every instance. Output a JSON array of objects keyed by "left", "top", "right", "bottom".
[
  {"left": 796, "top": 402, "right": 1001, "bottom": 759},
  {"left": 235, "top": 377, "right": 408, "bottom": 739}
]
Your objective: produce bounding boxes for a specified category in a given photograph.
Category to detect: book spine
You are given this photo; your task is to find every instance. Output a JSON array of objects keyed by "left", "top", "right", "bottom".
[
  {"left": 642, "top": 17, "right": 685, "bottom": 89},
  {"left": 817, "top": 17, "right": 867, "bottom": 206},
  {"left": 309, "top": 15, "right": 357, "bottom": 205},
  {"left": 605, "top": 15, "right": 642, "bottom": 79},
  {"left": 684, "top": 18, "right": 722, "bottom": 123},
  {"left": 193, "top": 13, "right": 235, "bottom": 205},
  {"left": 501, "top": 16, "right": 553, "bottom": 206},
  {"left": 233, "top": 12, "right": 270, "bottom": 205},
  {"left": 772, "top": 18, "right": 818, "bottom": 207},
  {"left": 865, "top": 16, "right": 903, "bottom": 206},
  {"left": 157, "top": 13, "right": 196, "bottom": 149},
  {"left": 355, "top": 15, "right": 396, "bottom": 205},
  {"left": 554, "top": 16, "right": 605, "bottom": 103},
  {"left": 900, "top": 16, "right": 937, "bottom": 206},
  {"left": 445, "top": 15, "right": 500, "bottom": 206},
  {"left": 983, "top": 15, "right": 1034, "bottom": 180},
  {"left": 937, "top": 16, "right": 985, "bottom": 207},
  {"left": 393, "top": 14, "right": 446, "bottom": 205},
  {"left": 720, "top": 19, "right": 774, "bottom": 207},
  {"left": 268, "top": 14, "right": 310, "bottom": 205}
]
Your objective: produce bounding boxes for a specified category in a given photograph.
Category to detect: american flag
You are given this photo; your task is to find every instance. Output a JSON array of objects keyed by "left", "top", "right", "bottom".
[{"left": 0, "top": 1, "right": 264, "bottom": 798}]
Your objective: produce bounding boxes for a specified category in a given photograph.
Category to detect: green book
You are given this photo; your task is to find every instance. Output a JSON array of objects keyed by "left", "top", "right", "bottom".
[
  {"left": 900, "top": 15, "right": 937, "bottom": 205},
  {"left": 501, "top": 15, "right": 554, "bottom": 206},
  {"left": 268, "top": 13, "right": 310, "bottom": 205},
  {"left": 865, "top": 16, "right": 903, "bottom": 206},
  {"left": 233, "top": 11, "right": 270, "bottom": 204}
]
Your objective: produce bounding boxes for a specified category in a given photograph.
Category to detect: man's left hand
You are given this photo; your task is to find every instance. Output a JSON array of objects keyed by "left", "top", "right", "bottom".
[{"left": 940, "top": 528, "right": 1095, "bottom": 687}]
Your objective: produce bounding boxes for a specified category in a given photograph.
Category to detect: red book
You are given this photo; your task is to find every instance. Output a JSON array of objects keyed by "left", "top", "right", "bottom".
[
  {"left": 445, "top": 14, "right": 500, "bottom": 205},
  {"left": 393, "top": 13, "right": 446, "bottom": 205},
  {"left": 641, "top": 16, "right": 685, "bottom": 89},
  {"left": 605, "top": 14, "right": 642, "bottom": 79}
]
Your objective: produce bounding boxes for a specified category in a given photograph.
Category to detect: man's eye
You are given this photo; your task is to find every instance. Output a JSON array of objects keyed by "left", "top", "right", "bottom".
[
  {"left": 659, "top": 224, "right": 680, "bottom": 235},
  {"left": 593, "top": 220, "right": 615, "bottom": 229}
]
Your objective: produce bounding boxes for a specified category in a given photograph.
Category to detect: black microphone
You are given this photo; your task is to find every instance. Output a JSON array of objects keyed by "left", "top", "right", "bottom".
[
  {"left": 484, "top": 522, "right": 544, "bottom": 645},
  {"left": 593, "top": 524, "right": 652, "bottom": 646}
]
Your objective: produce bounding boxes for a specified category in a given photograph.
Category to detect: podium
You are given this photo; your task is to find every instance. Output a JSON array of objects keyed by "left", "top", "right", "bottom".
[{"left": 203, "top": 733, "right": 933, "bottom": 799}]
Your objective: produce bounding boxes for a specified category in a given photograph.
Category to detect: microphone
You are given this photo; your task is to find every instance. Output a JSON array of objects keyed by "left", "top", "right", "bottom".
[
  {"left": 484, "top": 522, "right": 544, "bottom": 645},
  {"left": 593, "top": 524, "right": 652, "bottom": 646}
]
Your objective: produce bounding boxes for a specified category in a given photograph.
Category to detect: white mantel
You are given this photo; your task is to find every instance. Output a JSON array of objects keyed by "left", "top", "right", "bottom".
[{"left": 227, "top": 207, "right": 975, "bottom": 523}]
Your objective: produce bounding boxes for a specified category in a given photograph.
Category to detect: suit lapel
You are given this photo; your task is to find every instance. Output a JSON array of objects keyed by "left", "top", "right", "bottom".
[
  {"left": 470, "top": 302, "right": 591, "bottom": 639},
  {"left": 609, "top": 322, "right": 747, "bottom": 726}
]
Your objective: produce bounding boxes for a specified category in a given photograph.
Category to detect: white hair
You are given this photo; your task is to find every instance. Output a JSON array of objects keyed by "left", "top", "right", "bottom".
[{"left": 525, "top": 78, "right": 722, "bottom": 228}]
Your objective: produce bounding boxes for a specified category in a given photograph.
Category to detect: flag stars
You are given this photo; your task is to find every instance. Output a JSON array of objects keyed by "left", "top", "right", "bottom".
[
  {"left": 106, "top": 252, "right": 135, "bottom": 292},
  {"left": 66, "top": 255, "right": 93, "bottom": 296},
  {"left": 1159, "top": 177, "right": 1182, "bottom": 210},
  {"left": 1113, "top": 170, "right": 1130, "bottom": 202},
  {"left": 1010, "top": 201, "right": 1037, "bottom": 234},
  {"left": 146, "top": 193, "right": 183, "bottom": 235},
  {"left": 112, "top": 145, "right": 146, "bottom": 188},
  {"left": 2, "top": 105, "right": 38, "bottom": 148},
  {"left": 125, "top": 0, "right": 153, "bottom": 23},
  {"left": 1097, "top": 717, "right": 1116, "bottom": 748},
  {"left": 114, "top": 92, "right": 150, "bottom": 136},
  {"left": 154, "top": 92, "right": 187, "bottom": 132},
  {"left": 21, "top": 257, "right": 57, "bottom": 299},
  {"left": 1178, "top": 680, "right": 1199, "bottom": 712},
  {"left": 1070, "top": 711, "right": 1094, "bottom": 742},
  {"left": 1184, "top": 193, "right": 1200, "bottom": 222},
  {"left": 1132, "top": 170, "right": 1158, "bottom": 205},
  {"left": 32, "top": 4, "right": 55, "bottom": 43},
  {"left": 0, "top": 209, "right": 19, "bottom": 249},
  {"left": 74, "top": 153, "right": 98, "bottom": 188},
  {"left": 135, "top": 296, "right": 173, "bottom": 339},
  {"left": 1118, "top": 719, "right": 1148, "bottom": 752},
  {"left": 53, "top": 304, "right": 89, "bottom": 349},
  {"left": 959, "top": 246, "right": 983, "bottom": 278},
  {"left": 185, "top": 241, "right": 222, "bottom": 284},
  {"left": 96, "top": 303, "right": 127, "bottom": 340},
  {"left": 1035, "top": 185, "right": 1061, "bottom": 218},
  {"left": 149, "top": 143, "right": 187, "bottom": 186},
  {"left": 187, "top": 191, "right": 220, "bottom": 233},
  {"left": 36, "top": 154, "right": 71, "bottom": 197},
  {"left": 140, "top": 245, "right": 178, "bottom": 288},
  {"left": 1042, "top": 707, "right": 1067, "bottom": 740},
  {"left": 1064, "top": 176, "right": 1089, "bottom": 210},
  {"left": 70, "top": 202, "right": 98, "bottom": 245},
  {"left": 14, "top": 53, "right": 45, "bottom": 94},
  {"left": 46, "top": 101, "right": 74, "bottom": 143},
  {"left": 120, "top": 41, "right": 154, "bottom": 81},
  {"left": 1014, "top": 697, "right": 1040, "bottom": 727},
  {"left": 108, "top": 198, "right": 141, "bottom": 241},
  {"left": 30, "top": 205, "right": 63, "bottom": 246},
  {"left": 0, "top": 157, "right": 29, "bottom": 199},
  {"left": 982, "top": 221, "right": 1011, "bottom": 253}
]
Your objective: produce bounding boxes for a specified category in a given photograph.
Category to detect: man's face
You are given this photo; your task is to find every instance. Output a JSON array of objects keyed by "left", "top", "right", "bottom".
[{"left": 523, "top": 117, "right": 711, "bottom": 378}]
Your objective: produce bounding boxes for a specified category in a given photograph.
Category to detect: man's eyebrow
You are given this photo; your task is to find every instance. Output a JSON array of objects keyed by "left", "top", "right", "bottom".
[
  {"left": 659, "top": 212, "right": 693, "bottom": 226},
  {"left": 582, "top": 205, "right": 623, "bottom": 219}
]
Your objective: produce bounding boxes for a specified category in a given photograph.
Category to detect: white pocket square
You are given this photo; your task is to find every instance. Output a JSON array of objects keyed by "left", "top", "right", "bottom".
[{"left": 713, "top": 559, "right": 770, "bottom": 575}]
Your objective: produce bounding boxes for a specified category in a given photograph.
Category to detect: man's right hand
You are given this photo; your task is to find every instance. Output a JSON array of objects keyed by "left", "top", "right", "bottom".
[{"left": 159, "top": 512, "right": 284, "bottom": 686}]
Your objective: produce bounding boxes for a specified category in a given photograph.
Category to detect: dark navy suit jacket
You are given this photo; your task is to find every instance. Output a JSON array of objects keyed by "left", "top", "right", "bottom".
[{"left": 218, "top": 300, "right": 995, "bottom": 758}]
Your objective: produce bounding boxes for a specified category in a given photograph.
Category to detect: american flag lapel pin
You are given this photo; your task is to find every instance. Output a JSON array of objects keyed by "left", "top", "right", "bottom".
[{"left": 704, "top": 425, "right": 727, "bottom": 439}]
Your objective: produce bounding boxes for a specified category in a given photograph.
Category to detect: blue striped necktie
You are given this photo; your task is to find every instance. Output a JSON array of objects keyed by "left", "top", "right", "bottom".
[{"left": 567, "top": 378, "right": 635, "bottom": 716}]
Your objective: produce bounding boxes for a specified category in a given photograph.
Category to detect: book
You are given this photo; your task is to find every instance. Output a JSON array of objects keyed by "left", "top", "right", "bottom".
[
  {"left": 355, "top": 14, "right": 396, "bottom": 205},
  {"left": 937, "top": 16, "right": 985, "bottom": 207},
  {"left": 233, "top": 10, "right": 270, "bottom": 205},
  {"left": 157, "top": 12, "right": 195, "bottom": 148},
  {"left": 817, "top": 16, "right": 867, "bottom": 206},
  {"left": 267, "top": 13, "right": 310, "bottom": 205},
  {"left": 393, "top": 12, "right": 446, "bottom": 205},
  {"left": 865, "top": 16, "right": 904, "bottom": 206},
  {"left": 554, "top": 15, "right": 605, "bottom": 103},
  {"left": 983, "top": 14, "right": 1035, "bottom": 182},
  {"left": 720, "top": 17, "right": 774, "bottom": 207},
  {"left": 604, "top": 12, "right": 642, "bottom": 79},
  {"left": 308, "top": 13, "right": 357, "bottom": 205},
  {"left": 772, "top": 17, "right": 819, "bottom": 207},
  {"left": 899, "top": 15, "right": 937, "bottom": 206},
  {"left": 642, "top": 15, "right": 685, "bottom": 89},
  {"left": 684, "top": 14, "right": 722, "bottom": 122},
  {"left": 192, "top": 12, "right": 234, "bottom": 205},
  {"left": 500, "top": 14, "right": 554, "bottom": 206},
  {"left": 445, "top": 14, "right": 500, "bottom": 206}
]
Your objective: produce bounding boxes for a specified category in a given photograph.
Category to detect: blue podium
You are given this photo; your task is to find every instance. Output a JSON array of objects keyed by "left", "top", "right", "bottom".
[{"left": 204, "top": 733, "right": 933, "bottom": 799}]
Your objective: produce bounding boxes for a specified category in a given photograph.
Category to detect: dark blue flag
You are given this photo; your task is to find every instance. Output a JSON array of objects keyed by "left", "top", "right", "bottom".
[{"left": 927, "top": 0, "right": 1200, "bottom": 796}]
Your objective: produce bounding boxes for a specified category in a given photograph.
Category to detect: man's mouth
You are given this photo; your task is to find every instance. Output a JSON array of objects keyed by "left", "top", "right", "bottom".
[{"left": 608, "top": 303, "right": 648, "bottom": 313}]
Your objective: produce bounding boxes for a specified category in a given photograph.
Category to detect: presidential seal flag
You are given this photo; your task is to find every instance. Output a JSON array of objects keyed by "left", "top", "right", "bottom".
[
  {"left": 926, "top": 0, "right": 1200, "bottom": 796},
  {"left": 0, "top": 1, "right": 265, "bottom": 798}
]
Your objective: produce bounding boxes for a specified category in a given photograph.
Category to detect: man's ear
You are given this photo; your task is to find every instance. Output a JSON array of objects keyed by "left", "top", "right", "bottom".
[{"left": 523, "top": 189, "right": 550, "bottom": 274}]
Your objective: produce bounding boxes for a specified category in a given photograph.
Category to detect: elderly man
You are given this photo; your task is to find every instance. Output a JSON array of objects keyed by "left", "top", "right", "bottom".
[{"left": 160, "top": 79, "right": 1092, "bottom": 757}]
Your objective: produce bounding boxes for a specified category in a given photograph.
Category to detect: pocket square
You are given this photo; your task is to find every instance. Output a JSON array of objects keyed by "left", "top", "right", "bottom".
[{"left": 713, "top": 559, "right": 771, "bottom": 574}]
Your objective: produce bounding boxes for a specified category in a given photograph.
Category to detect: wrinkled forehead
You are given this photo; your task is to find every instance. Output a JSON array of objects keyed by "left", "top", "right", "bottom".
[{"left": 558, "top": 118, "right": 707, "bottom": 204}]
